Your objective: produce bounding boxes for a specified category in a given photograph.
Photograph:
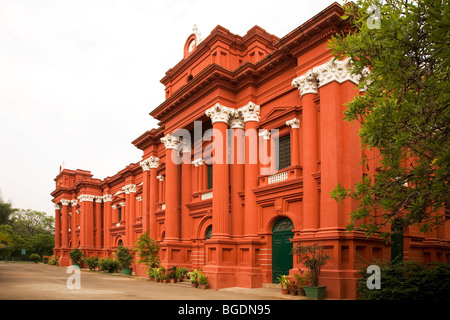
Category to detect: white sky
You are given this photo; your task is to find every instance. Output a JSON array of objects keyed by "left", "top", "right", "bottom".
[{"left": 0, "top": 0, "right": 338, "bottom": 216}]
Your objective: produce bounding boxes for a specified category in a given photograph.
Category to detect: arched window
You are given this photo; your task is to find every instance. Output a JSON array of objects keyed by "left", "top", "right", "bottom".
[
  {"left": 205, "top": 225, "right": 212, "bottom": 240},
  {"left": 118, "top": 239, "right": 123, "bottom": 247}
]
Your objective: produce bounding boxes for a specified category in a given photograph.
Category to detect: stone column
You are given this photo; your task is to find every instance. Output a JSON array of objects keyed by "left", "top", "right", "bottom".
[
  {"left": 123, "top": 184, "right": 136, "bottom": 246},
  {"left": 229, "top": 110, "right": 245, "bottom": 237},
  {"left": 292, "top": 70, "right": 320, "bottom": 232},
  {"left": 60, "top": 199, "right": 70, "bottom": 249},
  {"left": 161, "top": 133, "right": 181, "bottom": 242},
  {"left": 286, "top": 118, "right": 301, "bottom": 167},
  {"left": 102, "top": 195, "right": 112, "bottom": 249},
  {"left": 140, "top": 156, "right": 160, "bottom": 240},
  {"left": 54, "top": 204, "right": 61, "bottom": 250},
  {"left": 241, "top": 102, "right": 261, "bottom": 239},
  {"left": 180, "top": 142, "right": 192, "bottom": 241},
  {"left": 206, "top": 103, "right": 234, "bottom": 239},
  {"left": 78, "top": 194, "right": 95, "bottom": 250},
  {"left": 94, "top": 196, "right": 103, "bottom": 249},
  {"left": 70, "top": 200, "right": 78, "bottom": 247}
]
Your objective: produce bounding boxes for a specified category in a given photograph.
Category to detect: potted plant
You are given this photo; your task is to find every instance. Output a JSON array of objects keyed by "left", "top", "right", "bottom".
[
  {"left": 294, "top": 270, "right": 309, "bottom": 296},
  {"left": 277, "top": 275, "right": 290, "bottom": 295},
  {"left": 69, "top": 248, "right": 84, "bottom": 267},
  {"left": 190, "top": 269, "right": 199, "bottom": 288},
  {"left": 98, "top": 257, "right": 120, "bottom": 273},
  {"left": 293, "top": 242, "right": 331, "bottom": 300},
  {"left": 115, "top": 246, "right": 134, "bottom": 275},
  {"left": 198, "top": 271, "right": 209, "bottom": 289}
]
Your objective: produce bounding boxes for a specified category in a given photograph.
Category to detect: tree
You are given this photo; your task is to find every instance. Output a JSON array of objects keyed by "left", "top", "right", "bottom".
[
  {"left": 329, "top": 0, "right": 450, "bottom": 238},
  {"left": 0, "top": 196, "right": 15, "bottom": 225},
  {"left": 10, "top": 209, "right": 54, "bottom": 238},
  {"left": 28, "top": 233, "right": 55, "bottom": 257}
]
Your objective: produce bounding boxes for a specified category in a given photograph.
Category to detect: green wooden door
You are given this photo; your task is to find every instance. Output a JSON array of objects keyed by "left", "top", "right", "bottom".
[{"left": 272, "top": 217, "right": 294, "bottom": 283}]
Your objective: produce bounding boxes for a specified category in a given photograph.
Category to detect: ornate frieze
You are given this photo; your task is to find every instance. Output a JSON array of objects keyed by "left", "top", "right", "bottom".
[
  {"left": 240, "top": 102, "right": 260, "bottom": 123},
  {"left": 161, "top": 134, "right": 180, "bottom": 150},
  {"left": 205, "top": 103, "right": 235, "bottom": 124},
  {"left": 286, "top": 118, "right": 300, "bottom": 129}
]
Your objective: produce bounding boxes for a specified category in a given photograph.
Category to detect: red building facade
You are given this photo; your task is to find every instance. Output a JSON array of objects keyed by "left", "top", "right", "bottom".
[{"left": 51, "top": 3, "right": 450, "bottom": 299}]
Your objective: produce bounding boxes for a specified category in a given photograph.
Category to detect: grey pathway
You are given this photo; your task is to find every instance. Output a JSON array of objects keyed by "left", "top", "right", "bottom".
[{"left": 0, "top": 262, "right": 305, "bottom": 300}]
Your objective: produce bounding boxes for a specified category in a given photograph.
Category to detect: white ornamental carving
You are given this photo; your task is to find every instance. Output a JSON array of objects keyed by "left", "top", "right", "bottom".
[
  {"left": 205, "top": 103, "right": 235, "bottom": 124},
  {"left": 286, "top": 118, "right": 300, "bottom": 129},
  {"left": 258, "top": 129, "right": 271, "bottom": 140},
  {"left": 312, "top": 57, "right": 360, "bottom": 87},
  {"left": 140, "top": 156, "right": 160, "bottom": 171},
  {"left": 229, "top": 109, "right": 245, "bottom": 129},
  {"left": 239, "top": 102, "right": 260, "bottom": 123},
  {"left": 60, "top": 199, "right": 71, "bottom": 206},
  {"left": 291, "top": 69, "right": 319, "bottom": 96},
  {"left": 70, "top": 199, "right": 78, "bottom": 206},
  {"left": 192, "top": 158, "right": 204, "bottom": 167},
  {"left": 122, "top": 184, "right": 136, "bottom": 194},
  {"left": 102, "top": 194, "right": 112, "bottom": 202},
  {"left": 161, "top": 134, "right": 180, "bottom": 150},
  {"left": 95, "top": 196, "right": 103, "bottom": 203},
  {"left": 55, "top": 203, "right": 61, "bottom": 210},
  {"left": 78, "top": 194, "right": 95, "bottom": 202}
]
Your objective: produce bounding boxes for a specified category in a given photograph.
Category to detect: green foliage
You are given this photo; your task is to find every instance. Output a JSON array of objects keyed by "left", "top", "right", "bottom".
[
  {"left": 133, "top": 231, "right": 159, "bottom": 269},
  {"left": 115, "top": 245, "right": 134, "bottom": 269},
  {"left": 48, "top": 255, "right": 59, "bottom": 265},
  {"left": 293, "top": 243, "right": 331, "bottom": 287},
  {"left": 98, "top": 257, "right": 120, "bottom": 273},
  {"left": 0, "top": 196, "right": 16, "bottom": 225},
  {"left": 198, "top": 271, "right": 209, "bottom": 285},
  {"left": 329, "top": 0, "right": 450, "bottom": 236},
  {"left": 69, "top": 248, "right": 84, "bottom": 265},
  {"left": 29, "top": 253, "right": 40, "bottom": 263},
  {"left": 83, "top": 256, "right": 99, "bottom": 271},
  {"left": 277, "top": 275, "right": 290, "bottom": 289},
  {"left": 190, "top": 269, "right": 200, "bottom": 284},
  {"left": 358, "top": 260, "right": 450, "bottom": 300}
]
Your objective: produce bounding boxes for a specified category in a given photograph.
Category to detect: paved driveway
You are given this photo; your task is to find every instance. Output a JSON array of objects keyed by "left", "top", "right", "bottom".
[{"left": 0, "top": 262, "right": 301, "bottom": 301}]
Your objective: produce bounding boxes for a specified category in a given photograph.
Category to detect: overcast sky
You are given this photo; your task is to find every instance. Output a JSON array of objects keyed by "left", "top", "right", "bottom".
[{"left": 0, "top": 0, "right": 338, "bottom": 216}]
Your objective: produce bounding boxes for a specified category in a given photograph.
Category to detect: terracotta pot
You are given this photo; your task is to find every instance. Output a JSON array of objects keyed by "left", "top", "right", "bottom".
[
  {"left": 191, "top": 282, "right": 198, "bottom": 288},
  {"left": 170, "top": 278, "right": 176, "bottom": 283},
  {"left": 281, "top": 288, "right": 289, "bottom": 295}
]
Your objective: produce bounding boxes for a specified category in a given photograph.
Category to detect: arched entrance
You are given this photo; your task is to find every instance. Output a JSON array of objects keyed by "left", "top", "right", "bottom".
[{"left": 272, "top": 217, "right": 294, "bottom": 282}]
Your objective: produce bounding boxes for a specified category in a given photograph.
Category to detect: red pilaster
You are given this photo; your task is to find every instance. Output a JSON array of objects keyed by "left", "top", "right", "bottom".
[{"left": 54, "top": 204, "right": 61, "bottom": 250}]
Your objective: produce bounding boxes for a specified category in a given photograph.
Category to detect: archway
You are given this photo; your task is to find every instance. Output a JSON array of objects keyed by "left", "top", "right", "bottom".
[{"left": 272, "top": 217, "right": 294, "bottom": 283}]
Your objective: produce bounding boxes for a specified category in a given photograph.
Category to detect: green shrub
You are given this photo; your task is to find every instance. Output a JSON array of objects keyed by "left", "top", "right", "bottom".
[
  {"left": 115, "top": 246, "right": 133, "bottom": 269},
  {"left": 98, "top": 257, "right": 120, "bottom": 273},
  {"left": 69, "top": 248, "right": 84, "bottom": 265},
  {"left": 357, "top": 260, "right": 450, "bottom": 300},
  {"left": 48, "top": 255, "right": 59, "bottom": 265},
  {"left": 83, "top": 256, "right": 99, "bottom": 271},
  {"left": 30, "top": 253, "right": 40, "bottom": 263}
]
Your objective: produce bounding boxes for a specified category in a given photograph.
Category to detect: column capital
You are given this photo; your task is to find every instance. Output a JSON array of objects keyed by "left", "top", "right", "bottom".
[
  {"left": 140, "top": 156, "right": 160, "bottom": 171},
  {"left": 205, "top": 103, "right": 235, "bottom": 124},
  {"left": 95, "top": 196, "right": 103, "bottom": 203},
  {"left": 122, "top": 184, "right": 136, "bottom": 194},
  {"left": 291, "top": 70, "right": 318, "bottom": 96},
  {"left": 161, "top": 134, "right": 180, "bottom": 150},
  {"left": 55, "top": 203, "right": 61, "bottom": 210},
  {"left": 312, "top": 57, "right": 361, "bottom": 88},
  {"left": 192, "top": 158, "right": 204, "bottom": 167},
  {"left": 70, "top": 199, "right": 78, "bottom": 207},
  {"left": 239, "top": 101, "right": 260, "bottom": 123},
  {"left": 78, "top": 194, "right": 95, "bottom": 202},
  {"left": 60, "top": 199, "right": 71, "bottom": 206},
  {"left": 286, "top": 118, "right": 300, "bottom": 129},
  {"left": 102, "top": 194, "right": 112, "bottom": 202},
  {"left": 229, "top": 109, "right": 245, "bottom": 129},
  {"left": 258, "top": 129, "right": 271, "bottom": 140},
  {"left": 157, "top": 175, "right": 165, "bottom": 182}
]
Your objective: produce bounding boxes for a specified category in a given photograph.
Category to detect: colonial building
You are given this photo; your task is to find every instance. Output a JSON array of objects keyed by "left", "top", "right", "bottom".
[{"left": 51, "top": 3, "right": 450, "bottom": 299}]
